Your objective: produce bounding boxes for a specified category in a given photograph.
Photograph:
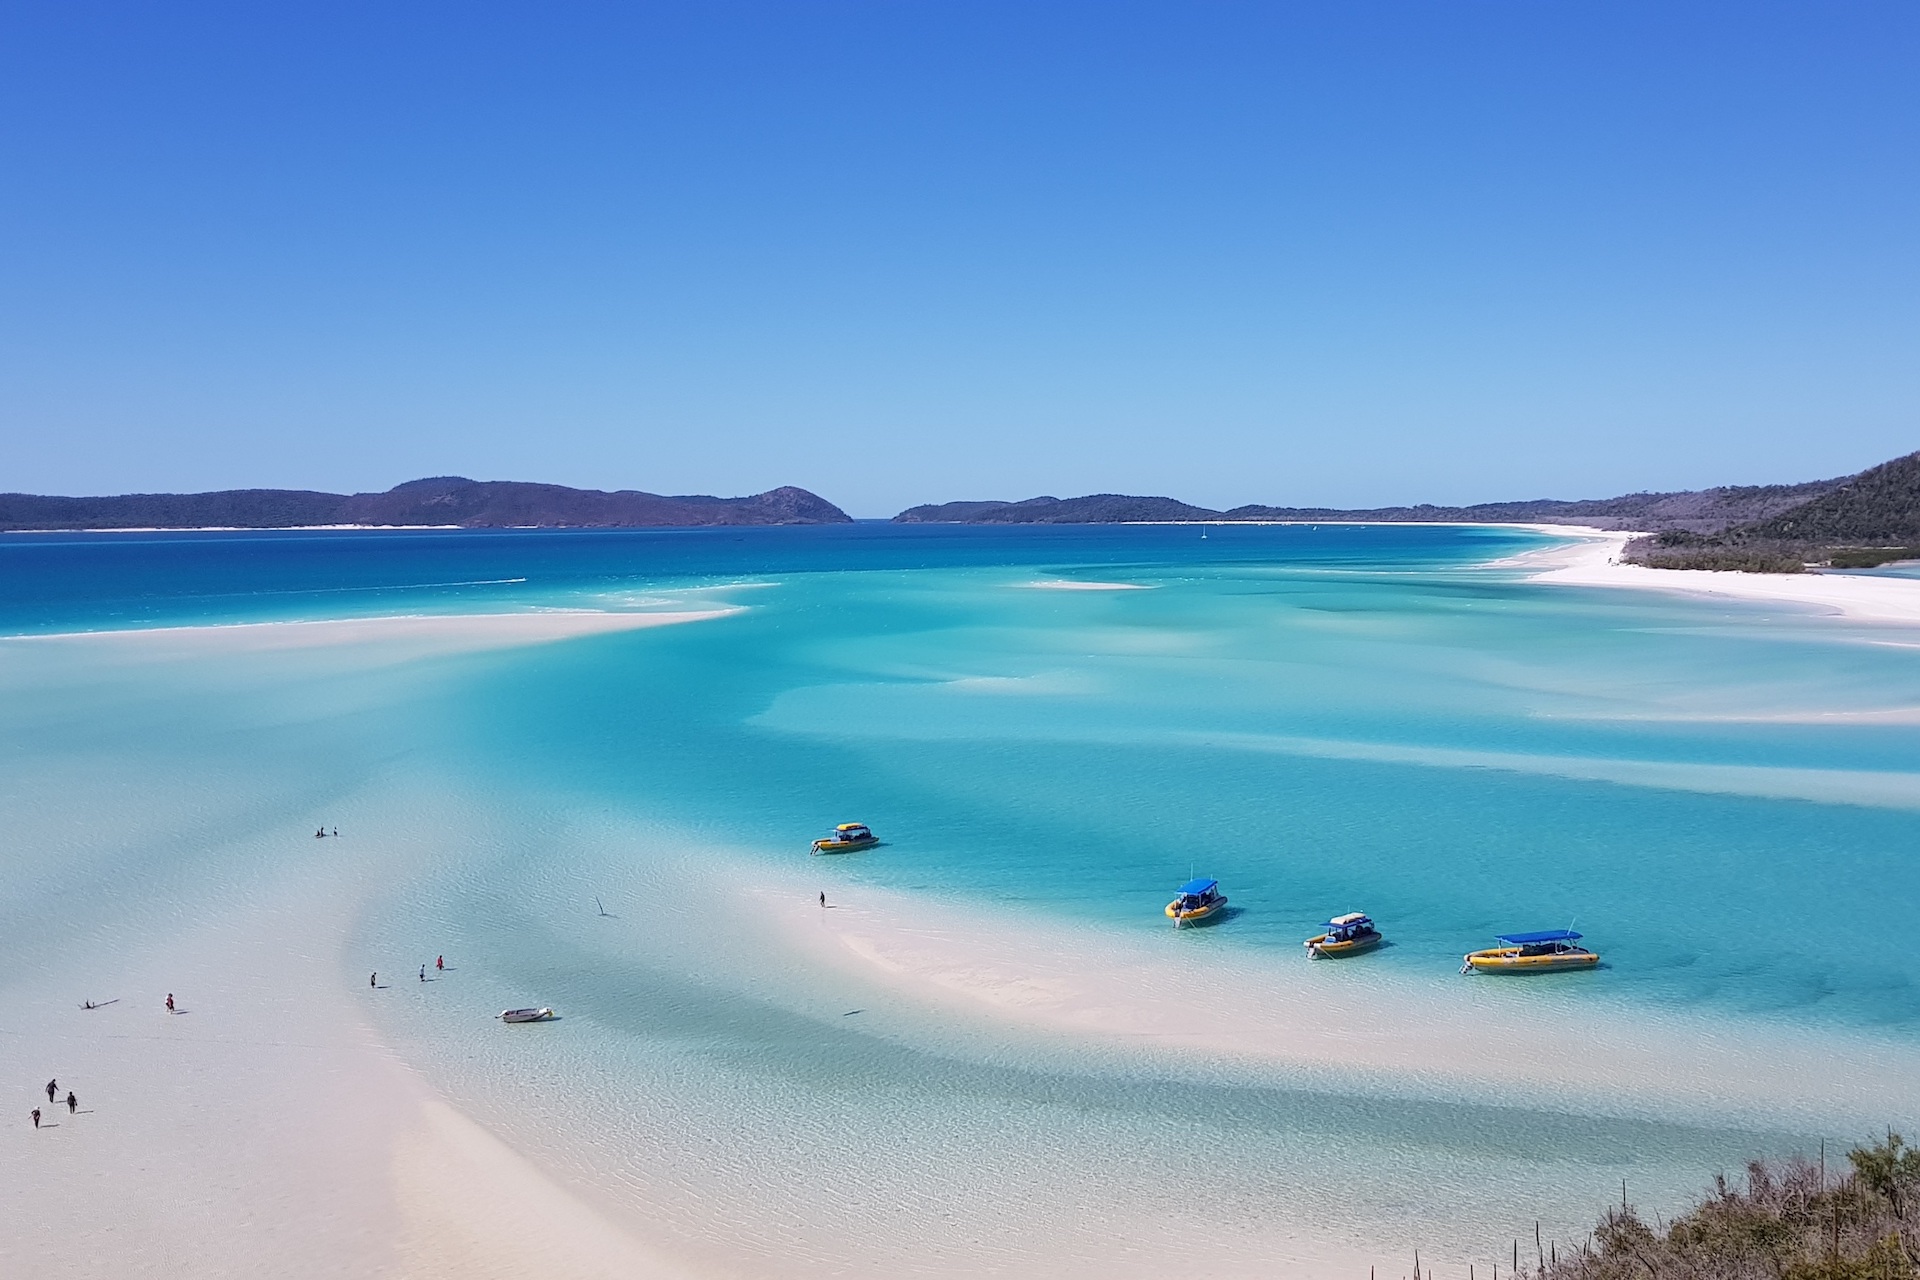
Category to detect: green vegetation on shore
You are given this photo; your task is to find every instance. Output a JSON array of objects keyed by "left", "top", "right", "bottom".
[
  {"left": 1525, "top": 1133, "right": 1920, "bottom": 1279},
  {"left": 1621, "top": 452, "right": 1920, "bottom": 574},
  {"left": 1625, "top": 537, "right": 1815, "bottom": 573}
]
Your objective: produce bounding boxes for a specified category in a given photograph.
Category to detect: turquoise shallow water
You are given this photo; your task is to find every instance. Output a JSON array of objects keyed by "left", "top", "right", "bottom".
[{"left": 5, "top": 522, "right": 1918, "bottom": 1271}]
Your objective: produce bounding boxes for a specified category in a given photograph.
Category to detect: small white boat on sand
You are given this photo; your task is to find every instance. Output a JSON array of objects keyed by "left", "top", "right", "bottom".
[{"left": 498, "top": 1007, "right": 556, "bottom": 1023}]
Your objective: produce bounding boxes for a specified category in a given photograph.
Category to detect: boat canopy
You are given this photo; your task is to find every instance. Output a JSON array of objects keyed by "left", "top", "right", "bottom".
[
  {"left": 1328, "top": 912, "right": 1371, "bottom": 927},
  {"left": 836, "top": 823, "right": 869, "bottom": 833},
  {"left": 1178, "top": 878, "right": 1218, "bottom": 897},
  {"left": 1496, "top": 929, "right": 1582, "bottom": 944}
]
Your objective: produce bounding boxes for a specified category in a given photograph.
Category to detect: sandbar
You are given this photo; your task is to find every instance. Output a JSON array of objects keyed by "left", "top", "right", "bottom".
[
  {"left": 732, "top": 862, "right": 1920, "bottom": 1131},
  {"left": 1514, "top": 527, "right": 1920, "bottom": 626},
  {"left": 7, "top": 608, "right": 743, "bottom": 659},
  {"left": 0, "top": 817, "right": 675, "bottom": 1280}
]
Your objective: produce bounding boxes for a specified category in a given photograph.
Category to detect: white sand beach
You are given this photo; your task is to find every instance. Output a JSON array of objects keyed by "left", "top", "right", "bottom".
[
  {"left": 0, "top": 841, "right": 685, "bottom": 1280},
  {"left": 1516, "top": 526, "right": 1920, "bottom": 625},
  {"left": 15, "top": 608, "right": 743, "bottom": 658},
  {"left": 0, "top": 612, "right": 752, "bottom": 1280}
]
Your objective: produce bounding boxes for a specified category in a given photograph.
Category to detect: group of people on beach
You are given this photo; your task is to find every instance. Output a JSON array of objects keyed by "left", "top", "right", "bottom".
[
  {"left": 39, "top": 822, "right": 371, "bottom": 1131},
  {"left": 29, "top": 1077, "right": 79, "bottom": 1130},
  {"left": 34, "top": 991, "right": 188, "bottom": 1129},
  {"left": 369, "top": 955, "right": 445, "bottom": 988}
]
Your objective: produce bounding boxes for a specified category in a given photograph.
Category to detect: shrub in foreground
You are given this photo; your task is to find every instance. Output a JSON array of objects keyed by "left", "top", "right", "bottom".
[{"left": 1538, "top": 1135, "right": 1920, "bottom": 1279}]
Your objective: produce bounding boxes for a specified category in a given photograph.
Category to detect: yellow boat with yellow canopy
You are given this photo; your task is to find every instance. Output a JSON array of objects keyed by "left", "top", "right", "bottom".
[{"left": 810, "top": 823, "right": 879, "bottom": 855}]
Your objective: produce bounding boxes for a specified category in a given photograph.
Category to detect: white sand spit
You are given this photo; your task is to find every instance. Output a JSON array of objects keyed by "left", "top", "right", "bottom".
[
  {"left": 9, "top": 608, "right": 743, "bottom": 658},
  {"left": 1517, "top": 527, "right": 1920, "bottom": 626},
  {"left": 738, "top": 869, "right": 1920, "bottom": 1129}
]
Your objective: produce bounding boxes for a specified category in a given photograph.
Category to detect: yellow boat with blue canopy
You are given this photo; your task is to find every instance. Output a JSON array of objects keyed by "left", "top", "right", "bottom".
[
  {"left": 1461, "top": 929, "right": 1598, "bottom": 974},
  {"left": 1304, "top": 912, "right": 1382, "bottom": 958},
  {"left": 1165, "top": 878, "right": 1227, "bottom": 927},
  {"left": 810, "top": 823, "right": 879, "bottom": 855}
]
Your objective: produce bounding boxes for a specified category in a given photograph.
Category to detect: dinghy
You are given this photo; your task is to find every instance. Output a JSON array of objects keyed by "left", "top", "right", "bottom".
[{"left": 498, "top": 1007, "right": 557, "bottom": 1023}]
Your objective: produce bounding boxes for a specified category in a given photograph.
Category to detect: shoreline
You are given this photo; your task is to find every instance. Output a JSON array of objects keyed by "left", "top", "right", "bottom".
[{"left": 1512, "top": 526, "right": 1920, "bottom": 626}]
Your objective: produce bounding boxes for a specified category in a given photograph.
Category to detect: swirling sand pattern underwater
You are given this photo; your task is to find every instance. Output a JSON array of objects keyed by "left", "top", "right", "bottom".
[{"left": 4, "top": 522, "right": 1917, "bottom": 1275}]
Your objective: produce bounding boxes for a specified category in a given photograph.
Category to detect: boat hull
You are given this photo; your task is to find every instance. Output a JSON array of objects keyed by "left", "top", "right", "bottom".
[
  {"left": 1305, "top": 932, "right": 1382, "bottom": 958},
  {"left": 1462, "top": 948, "right": 1598, "bottom": 974},
  {"left": 1166, "top": 898, "right": 1227, "bottom": 926},
  {"left": 810, "top": 837, "right": 879, "bottom": 855}
]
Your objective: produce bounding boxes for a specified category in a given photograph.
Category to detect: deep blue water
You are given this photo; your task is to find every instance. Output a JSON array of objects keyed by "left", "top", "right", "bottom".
[{"left": 0, "top": 521, "right": 1521, "bottom": 631}]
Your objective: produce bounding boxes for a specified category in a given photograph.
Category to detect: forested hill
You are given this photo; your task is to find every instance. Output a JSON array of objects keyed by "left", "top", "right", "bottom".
[
  {"left": 0, "top": 477, "right": 852, "bottom": 531},
  {"left": 1629, "top": 450, "right": 1920, "bottom": 571},
  {"left": 895, "top": 479, "right": 1841, "bottom": 532},
  {"left": 1737, "top": 450, "right": 1920, "bottom": 544}
]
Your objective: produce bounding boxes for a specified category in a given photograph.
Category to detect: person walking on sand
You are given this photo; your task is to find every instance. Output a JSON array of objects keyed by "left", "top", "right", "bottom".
[
  {"left": 46, "top": 1079, "right": 56, "bottom": 1103},
  {"left": 165, "top": 993, "right": 174, "bottom": 1012},
  {"left": 819, "top": 891, "right": 826, "bottom": 908},
  {"left": 65, "top": 1092, "right": 76, "bottom": 1115},
  {"left": 436, "top": 955, "right": 443, "bottom": 972},
  {"left": 370, "top": 972, "right": 377, "bottom": 988},
  {"left": 419, "top": 965, "right": 426, "bottom": 983},
  {"left": 30, "top": 1109, "right": 39, "bottom": 1129}
]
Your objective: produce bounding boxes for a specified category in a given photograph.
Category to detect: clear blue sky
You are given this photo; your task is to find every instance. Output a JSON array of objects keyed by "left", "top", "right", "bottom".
[{"left": 1, "top": 2, "right": 1915, "bottom": 515}]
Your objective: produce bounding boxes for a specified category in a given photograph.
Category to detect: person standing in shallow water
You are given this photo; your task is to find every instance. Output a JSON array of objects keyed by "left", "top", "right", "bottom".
[
  {"left": 419, "top": 965, "right": 425, "bottom": 982},
  {"left": 436, "top": 956, "right": 443, "bottom": 972},
  {"left": 369, "top": 973, "right": 376, "bottom": 988}
]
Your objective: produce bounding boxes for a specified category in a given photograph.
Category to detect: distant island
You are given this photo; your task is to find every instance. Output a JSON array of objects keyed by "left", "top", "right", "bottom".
[
  {"left": 11, "top": 452, "right": 1918, "bottom": 572},
  {"left": 0, "top": 476, "right": 852, "bottom": 531},
  {"left": 896, "top": 449, "right": 1920, "bottom": 573},
  {"left": 893, "top": 479, "right": 1842, "bottom": 532}
]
